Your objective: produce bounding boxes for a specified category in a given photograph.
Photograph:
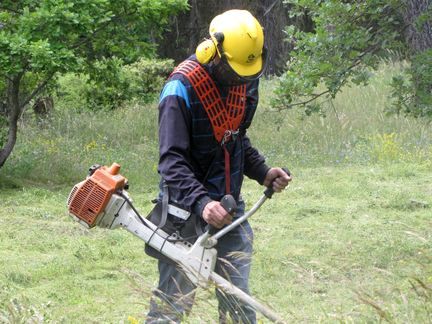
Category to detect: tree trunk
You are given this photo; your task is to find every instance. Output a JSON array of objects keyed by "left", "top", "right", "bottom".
[
  {"left": 0, "top": 76, "right": 21, "bottom": 168},
  {"left": 403, "top": 0, "right": 432, "bottom": 52},
  {"left": 402, "top": 0, "right": 432, "bottom": 113},
  {"left": 33, "top": 96, "right": 54, "bottom": 120}
]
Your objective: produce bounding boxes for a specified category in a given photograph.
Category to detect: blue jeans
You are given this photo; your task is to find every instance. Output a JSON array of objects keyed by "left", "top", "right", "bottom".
[{"left": 146, "top": 211, "right": 256, "bottom": 323}]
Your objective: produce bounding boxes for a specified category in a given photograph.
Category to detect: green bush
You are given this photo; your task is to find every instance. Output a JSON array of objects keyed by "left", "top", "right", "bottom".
[
  {"left": 85, "top": 57, "right": 132, "bottom": 111},
  {"left": 125, "top": 58, "right": 174, "bottom": 103},
  {"left": 55, "top": 73, "right": 89, "bottom": 111},
  {"left": 56, "top": 58, "right": 174, "bottom": 111},
  {"left": 274, "top": 0, "right": 432, "bottom": 119},
  {"left": 389, "top": 49, "right": 432, "bottom": 118}
]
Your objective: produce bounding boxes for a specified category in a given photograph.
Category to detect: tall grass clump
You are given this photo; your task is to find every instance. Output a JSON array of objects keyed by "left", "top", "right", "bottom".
[
  {"left": 2, "top": 63, "right": 431, "bottom": 189},
  {"left": 253, "top": 63, "right": 432, "bottom": 169},
  {"left": 1, "top": 57, "right": 174, "bottom": 189},
  {"left": 1, "top": 103, "right": 159, "bottom": 190}
]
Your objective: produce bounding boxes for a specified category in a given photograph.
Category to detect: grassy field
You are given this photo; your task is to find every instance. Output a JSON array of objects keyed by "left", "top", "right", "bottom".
[{"left": 0, "top": 64, "right": 431, "bottom": 322}]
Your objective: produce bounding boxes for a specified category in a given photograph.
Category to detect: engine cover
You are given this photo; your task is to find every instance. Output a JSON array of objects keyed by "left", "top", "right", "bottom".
[{"left": 67, "top": 163, "right": 127, "bottom": 228}]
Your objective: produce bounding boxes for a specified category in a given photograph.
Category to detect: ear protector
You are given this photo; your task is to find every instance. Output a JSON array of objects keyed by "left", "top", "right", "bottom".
[{"left": 195, "top": 32, "right": 224, "bottom": 64}]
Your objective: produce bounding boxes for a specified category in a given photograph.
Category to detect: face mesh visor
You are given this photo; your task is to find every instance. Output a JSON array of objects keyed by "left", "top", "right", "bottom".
[{"left": 215, "top": 47, "right": 268, "bottom": 86}]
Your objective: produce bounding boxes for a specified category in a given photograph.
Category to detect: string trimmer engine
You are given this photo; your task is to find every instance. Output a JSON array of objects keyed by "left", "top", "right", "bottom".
[{"left": 68, "top": 163, "right": 127, "bottom": 228}]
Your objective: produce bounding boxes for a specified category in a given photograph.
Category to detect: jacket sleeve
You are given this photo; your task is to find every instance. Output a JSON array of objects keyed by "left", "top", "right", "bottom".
[{"left": 157, "top": 79, "right": 211, "bottom": 214}]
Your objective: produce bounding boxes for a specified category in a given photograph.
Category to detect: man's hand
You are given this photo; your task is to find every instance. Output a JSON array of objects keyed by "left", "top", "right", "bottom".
[
  {"left": 263, "top": 167, "right": 292, "bottom": 193},
  {"left": 202, "top": 201, "right": 233, "bottom": 228}
]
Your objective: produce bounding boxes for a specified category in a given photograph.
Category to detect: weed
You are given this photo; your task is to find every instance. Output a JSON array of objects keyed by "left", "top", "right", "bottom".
[{"left": 0, "top": 297, "right": 52, "bottom": 323}]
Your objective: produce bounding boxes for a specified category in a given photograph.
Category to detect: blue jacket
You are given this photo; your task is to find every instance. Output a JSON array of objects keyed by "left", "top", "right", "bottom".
[{"left": 157, "top": 56, "right": 269, "bottom": 218}]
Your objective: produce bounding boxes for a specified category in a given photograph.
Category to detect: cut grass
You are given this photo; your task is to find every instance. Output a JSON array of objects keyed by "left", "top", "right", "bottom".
[
  {"left": 0, "top": 163, "right": 431, "bottom": 322},
  {"left": 249, "top": 163, "right": 431, "bottom": 322}
]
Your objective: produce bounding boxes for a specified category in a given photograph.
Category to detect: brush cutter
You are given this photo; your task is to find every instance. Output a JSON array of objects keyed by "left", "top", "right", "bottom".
[{"left": 67, "top": 163, "right": 287, "bottom": 323}]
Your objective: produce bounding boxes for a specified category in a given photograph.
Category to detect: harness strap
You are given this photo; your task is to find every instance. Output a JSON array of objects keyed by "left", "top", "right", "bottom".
[
  {"left": 147, "top": 183, "right": 169, "bottom": 248},
  {"left": 224, "top": 147, "right": 231, "bottom": 194},
  {"left": 172, "top": 60, "right": 246, "bottom": 143},
  {"left": 172, "top": 60, "right": 247, "bottom": 195},
  {"left": 160, "top": 182, "right": 169, "bottom": 228}
]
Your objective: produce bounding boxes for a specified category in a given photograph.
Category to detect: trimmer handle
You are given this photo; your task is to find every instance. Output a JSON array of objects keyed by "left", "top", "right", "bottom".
[
  {"left": 264, "top": 167, "right": 291, "bottom": 199},
  {"left": 208, "top": 195, "right": 237, "bottom": 235},
  {"left": 220, "top": 194, "right": 237, "bottom": 214}
]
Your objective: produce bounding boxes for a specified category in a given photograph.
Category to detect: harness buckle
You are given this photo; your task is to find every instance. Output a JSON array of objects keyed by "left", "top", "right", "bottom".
[{"left": 221, "top": 129, "right": 239, "bottom": 146}]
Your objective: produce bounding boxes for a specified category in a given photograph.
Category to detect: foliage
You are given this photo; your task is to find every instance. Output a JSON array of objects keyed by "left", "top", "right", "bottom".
[
  {"left": 0, "top": 0, "right": 187, "bottom": 167},
  {"left": 55, "top": 73, "right": 88, "bottom": 111},
  {"left": 0, "top": 0, "right": 186, "bottom": 76},
  {"left": 124, "top": 58, "right": 174, "bottom": 104},
  {"left": 84, "top": 57, "right": 132, "bottom": 111},
  {"left": 274, "top": 0, "right": 431, "bottom": 118},
  {"left": 56, "top": 58, "right": 174, "bottom": 111},
  {"left": 389, "top": 48, "right": 432, "bottom": 117}
]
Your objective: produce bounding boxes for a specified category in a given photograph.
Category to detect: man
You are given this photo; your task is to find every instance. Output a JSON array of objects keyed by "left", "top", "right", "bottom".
[{"left": 147, "top": 9, "right": 291, "bottom": 323}]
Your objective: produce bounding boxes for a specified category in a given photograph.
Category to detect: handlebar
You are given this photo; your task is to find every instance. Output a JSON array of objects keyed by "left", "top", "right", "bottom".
[{"left": 263, "top": 167, "right": 291, "bottom": 199}]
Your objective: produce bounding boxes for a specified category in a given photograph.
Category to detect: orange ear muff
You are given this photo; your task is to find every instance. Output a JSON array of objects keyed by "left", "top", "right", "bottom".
[{"left": 195, "top": 39, "right": 217, "bottom": 64}]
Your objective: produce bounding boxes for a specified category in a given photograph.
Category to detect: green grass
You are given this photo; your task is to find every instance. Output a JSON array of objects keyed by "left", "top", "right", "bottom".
[
  {"left": 249, "top": 164, "right": 431, "bottom": 322},
  {"left": 0, "top": 165, "right": 431, "bottom": 322},
  {"left": 1, "top": 64, "right": 431, "bottom": 322}
]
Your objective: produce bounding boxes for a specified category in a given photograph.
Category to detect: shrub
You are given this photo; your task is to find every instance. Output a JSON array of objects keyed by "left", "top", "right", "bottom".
[
  {"left": 389, "top": 49, "right": 432, "bottom": 118},
  {"left": 55, "top": 73, "right": 89, "bottom": 112},
  {"left": 124, "top": 58, "right": 174, "bottom": 103},
  {"left": 56, "top": 58, "right": 174, "bottom": 111},
  {"left": 85, "top": 57, "right": 132, "bottom": 111}
]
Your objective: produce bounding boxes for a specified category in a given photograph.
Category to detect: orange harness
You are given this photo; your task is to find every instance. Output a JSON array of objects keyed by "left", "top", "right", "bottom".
[{"left": 172, "top": 60, "right": 247, "bottom": 194}]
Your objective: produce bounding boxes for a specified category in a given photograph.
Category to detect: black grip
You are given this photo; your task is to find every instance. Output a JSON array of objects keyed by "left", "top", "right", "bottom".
[
  {"left": 264, "top": 167, "right": 291, "bottom": 199},
  {"left": 208, "top": 195, "right": 237, "bottom": 235},
  {"left": 208, "top": 226, "right": 219, "bottom": 235},
  {"left": 220, "top": 195, "right": 237, "bottom": 214}
]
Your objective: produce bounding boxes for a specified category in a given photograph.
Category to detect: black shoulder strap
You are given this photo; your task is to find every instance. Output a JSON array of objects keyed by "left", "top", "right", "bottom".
[{"left": 159, "top": 181, "right": 169, "bottom": 229}]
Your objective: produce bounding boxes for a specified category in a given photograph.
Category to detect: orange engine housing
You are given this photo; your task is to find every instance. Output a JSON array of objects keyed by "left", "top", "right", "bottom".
[{"left": 68, "top": 163, "right": 126, "bottom": 228}]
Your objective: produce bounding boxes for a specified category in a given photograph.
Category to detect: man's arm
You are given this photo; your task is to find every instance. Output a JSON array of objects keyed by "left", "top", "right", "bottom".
[
  {"left": 158, "top": 79, "right": 210, "bottom": 212},
  {"left": 158, "top": 79, "right": 233, "bottom": 228}
]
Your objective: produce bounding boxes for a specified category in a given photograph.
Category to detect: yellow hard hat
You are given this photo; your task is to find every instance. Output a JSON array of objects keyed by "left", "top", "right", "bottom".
[
  {"left": 210, "top": 10, "right": 265, "bottom": 77},
  {"left": 196, "top": 9, "right": 265, "bottom": 78}
]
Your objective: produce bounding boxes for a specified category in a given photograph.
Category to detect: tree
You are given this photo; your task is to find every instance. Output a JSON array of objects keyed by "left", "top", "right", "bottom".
[
  {"left": 393, "top": 0, "right": 432, "bottom": 116},
  {"left": 0, "top": 0, "right": 187, "bottom": 168},
  {"left": 157, "top": 0, "right": 296, "bottom": 75},
  {"left": 273, "top": 0, "right": 431, "bottom": 118}
]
